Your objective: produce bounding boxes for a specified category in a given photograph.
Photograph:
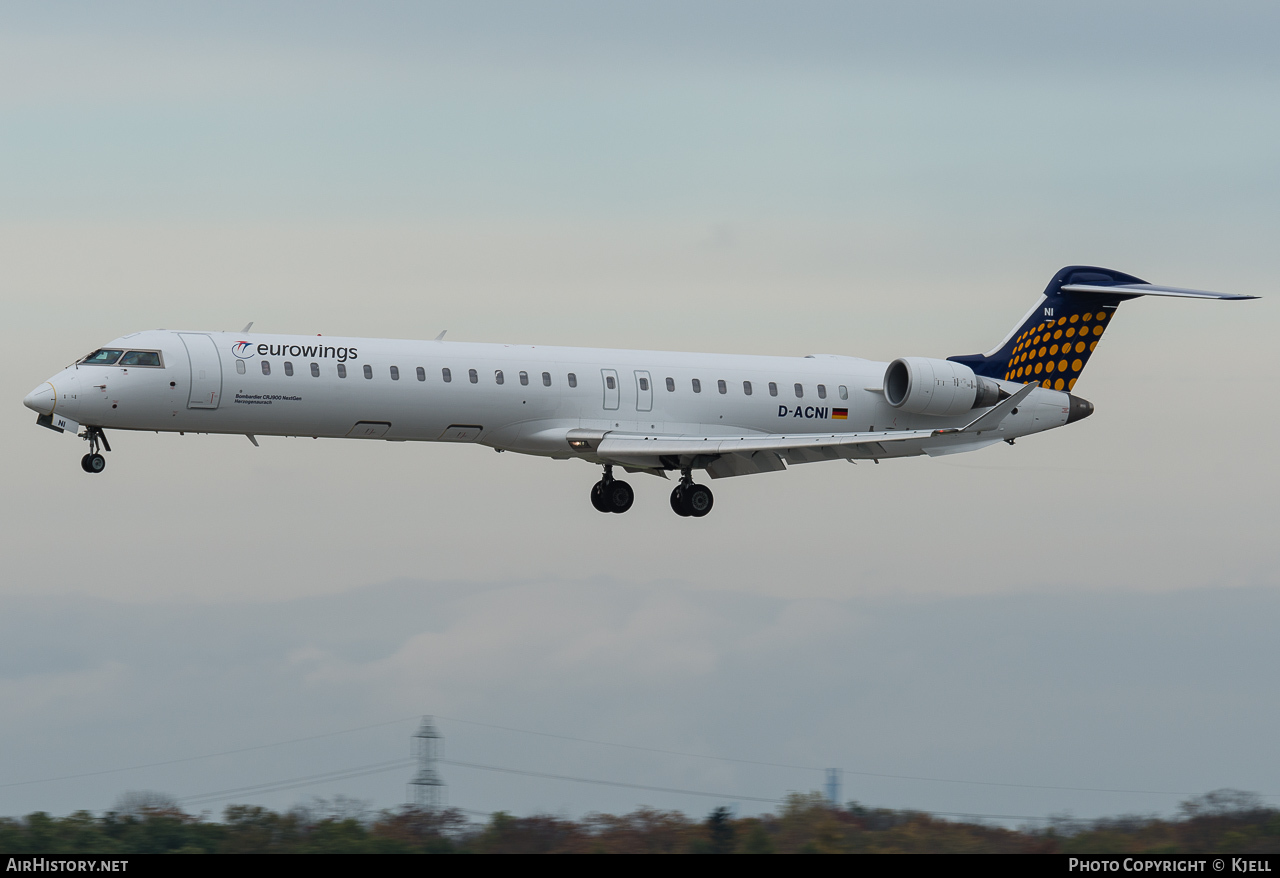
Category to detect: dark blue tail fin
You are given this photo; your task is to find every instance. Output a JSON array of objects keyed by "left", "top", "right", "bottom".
[{"left": 948, "top": 266, "right": 1147, "bottom": 392}]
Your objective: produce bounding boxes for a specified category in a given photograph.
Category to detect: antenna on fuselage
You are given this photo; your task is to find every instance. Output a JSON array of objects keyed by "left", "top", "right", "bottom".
[
  {"left": 434, "top": 330, "right": 447, "bottom": 341},
  {"left": 242, "top": 322, "right": 254, "bottom": 333}
]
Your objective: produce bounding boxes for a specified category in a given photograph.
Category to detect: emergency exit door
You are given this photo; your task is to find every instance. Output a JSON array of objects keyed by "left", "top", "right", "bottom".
[
  {"left": 601, "top": 369, "right": 619, "bottom": 410},
  {"left": 634, "top": 370, "right": 652, "bottom": 412}
]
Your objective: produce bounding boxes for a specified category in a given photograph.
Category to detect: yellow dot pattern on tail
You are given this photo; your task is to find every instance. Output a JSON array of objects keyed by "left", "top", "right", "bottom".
[{"left": 1000, "top": 310, "right": 1112, "bottom": 391}]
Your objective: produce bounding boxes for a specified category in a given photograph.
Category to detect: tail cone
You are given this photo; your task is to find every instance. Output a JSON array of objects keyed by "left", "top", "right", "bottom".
[{"left": 1066, "top": 394, "right": 1094, "bottom": 423}]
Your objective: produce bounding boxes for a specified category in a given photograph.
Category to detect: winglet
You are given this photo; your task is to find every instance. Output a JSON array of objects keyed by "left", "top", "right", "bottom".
[
  {"left": 434, "top": 330, "right": 447, "bottom": 341},
  {"left": 936, "top": 381, "right": 1040, "bottom": 436},
  {"left": 242, "top": 322, "right": 254, "bottom": 333}
]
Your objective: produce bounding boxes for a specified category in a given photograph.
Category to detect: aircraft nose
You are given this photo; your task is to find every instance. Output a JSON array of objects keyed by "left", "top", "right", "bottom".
[{"left": 24, "top": 382, "right": 57, "bottom": 415}]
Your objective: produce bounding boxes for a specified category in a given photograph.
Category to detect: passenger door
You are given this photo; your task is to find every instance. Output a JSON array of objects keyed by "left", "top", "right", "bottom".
[{"left": 178, "top": 333, "right": 222, "bottom": 409}]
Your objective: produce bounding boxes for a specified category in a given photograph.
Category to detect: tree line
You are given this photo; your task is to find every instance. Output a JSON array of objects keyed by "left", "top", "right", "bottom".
[{"left": 2, "top": 790, "right": 1278, "bottom": 854}]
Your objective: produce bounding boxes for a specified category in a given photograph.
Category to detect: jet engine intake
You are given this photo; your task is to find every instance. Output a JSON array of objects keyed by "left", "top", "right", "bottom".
[{"left": 884, "top": 357, "right": 1002, "bottom": 416}]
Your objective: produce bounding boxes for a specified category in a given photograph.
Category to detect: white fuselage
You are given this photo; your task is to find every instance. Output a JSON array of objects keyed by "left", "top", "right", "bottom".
[{"left": 31, "top": 329, "right": 1071, "bottom": 468}]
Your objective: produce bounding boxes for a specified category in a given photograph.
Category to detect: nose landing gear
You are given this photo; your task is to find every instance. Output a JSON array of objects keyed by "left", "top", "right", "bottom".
[
  {"left": 590, "top": 465, "right": 634, "bottom": 514},
  {"left": 79, "top": 427, "right": 110, "bottom": 474},
  {"left": 670, "top": 469, "right": 713, "bottom": 518}
]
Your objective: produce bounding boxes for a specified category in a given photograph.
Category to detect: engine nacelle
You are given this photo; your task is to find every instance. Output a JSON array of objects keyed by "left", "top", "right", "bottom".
[{"left": 883, "top": 357, "right": 1002, "bottom": 416}]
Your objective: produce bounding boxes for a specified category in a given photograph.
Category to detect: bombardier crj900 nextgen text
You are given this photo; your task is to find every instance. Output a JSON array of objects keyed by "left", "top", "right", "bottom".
[{"left": 23, "top": 267, "right": 1256, "bottom": 518}]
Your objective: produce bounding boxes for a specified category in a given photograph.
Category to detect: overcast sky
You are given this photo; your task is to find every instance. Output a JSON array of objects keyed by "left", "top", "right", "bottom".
[{"left": 2, "top": 1, "right": 1277, "bottom": 825}]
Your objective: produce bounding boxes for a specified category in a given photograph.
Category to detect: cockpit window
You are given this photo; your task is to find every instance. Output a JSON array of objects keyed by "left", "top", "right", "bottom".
[
  {"left": 119, "top": 351, "right": 163, "bottom": 367},
  {"left": 81, "top": 349, "right": 123, "bottom": 365}
]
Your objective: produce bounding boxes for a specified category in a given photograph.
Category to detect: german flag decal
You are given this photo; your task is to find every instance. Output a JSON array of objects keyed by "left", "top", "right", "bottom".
[{"left": 832, "top": 408, "right": 848, "bottom": 420}]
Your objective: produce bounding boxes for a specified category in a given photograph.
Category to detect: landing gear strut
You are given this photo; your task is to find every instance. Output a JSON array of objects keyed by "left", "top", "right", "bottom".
[
  {"left": 80, "top": 427, "right": 110, "bottom": 474},
  {"left": 590, "top": 465, "right": 634, "bottom": 514},
  {"left": 670, "top": 469, "right": 713, "bottom": 518}
]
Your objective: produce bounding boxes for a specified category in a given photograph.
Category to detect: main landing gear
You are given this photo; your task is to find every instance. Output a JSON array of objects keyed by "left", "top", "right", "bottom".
[
  {"left": 590, "top": 465, "right": 634, "bottom": 514},
  {"left": 588, "top": 465, "right": 715, "bottom": 518},
  {"left": 80, "top": 426, "right": 110, "bottom": 474},
  {"left": 670, "top": 469, "right": 713, "bottom": 518}
]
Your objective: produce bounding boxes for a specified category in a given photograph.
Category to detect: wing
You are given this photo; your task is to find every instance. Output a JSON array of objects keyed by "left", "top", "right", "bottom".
[
  {"left": 574, "top": 381, "right": 1038, "bottom": 478},
  {"left": 596, "top": 428, "right": 938, "bottom": 476}
]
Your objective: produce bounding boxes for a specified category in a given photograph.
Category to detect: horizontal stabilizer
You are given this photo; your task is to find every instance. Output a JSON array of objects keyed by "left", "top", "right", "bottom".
[{"left": 1061, "top": 283, "right": 1258, "bottom": 301}]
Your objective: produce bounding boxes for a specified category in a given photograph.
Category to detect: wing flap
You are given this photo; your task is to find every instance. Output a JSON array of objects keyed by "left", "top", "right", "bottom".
[{"left": 705, "top": 451, "right": 787, "bottom": 479}]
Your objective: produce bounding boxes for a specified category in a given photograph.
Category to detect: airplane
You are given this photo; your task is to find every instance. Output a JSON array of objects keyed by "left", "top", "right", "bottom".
[{"left": 23, "top": 266, "right": 1256, "bottom": 518}]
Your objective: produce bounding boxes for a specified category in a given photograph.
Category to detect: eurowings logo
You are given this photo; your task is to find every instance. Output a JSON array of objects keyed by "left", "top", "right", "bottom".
[{"left": 230, "top": 341, "right": 359, "bottom": 361}]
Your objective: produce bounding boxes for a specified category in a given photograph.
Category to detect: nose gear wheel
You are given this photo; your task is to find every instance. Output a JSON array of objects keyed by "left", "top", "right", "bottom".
[{"left": 79, "top": 427, "right": 110, "bottom": 474}]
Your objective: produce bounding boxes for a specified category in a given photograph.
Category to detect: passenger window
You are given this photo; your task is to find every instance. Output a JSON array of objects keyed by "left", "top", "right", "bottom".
[
  {"left": 519, "top": 371, "right": 529, "bottom": 386},
  {"left": 442, "top": 368, "right": 452, "bottom": 383},
  {"left": 261, "top": 361, "right": 271, "bottom": 376},
  {"left": 363, "top": 364, "right": 373, "bottom": 379},
  {"left": 743, "top": 381, "right": 752, "bottom": 395},
  {"left": 717, "top": 379, "right": 727, "bottom": 394},
  {"left": 417, "top": 367, "right": 426, "bottom": 382},
  {"left": 542, "top": 372, "right": 551, "bottom": 387},
  {"left": 769, "top": 382, "right": 778, "bottom": 397},
  {"left": 390, "top": 366, "right": 399, "bottom": 380},
  {"left": 666, "top": 377, "right": 675, "bottom": 392},
  {"left": 794, "top": 383, "right": 803, "bottom": 398},
  {"left": 495, "top": 370, "right": 504, "bottom": 385},
  {"left": 568, "top": 373, "right": 577, "bottom": 388},
  {"left": 311, "top": 363, "right": 320, "bottom": 378},
  {"left": 639, "top": 377, "right": 649, "bottom": 391},
  {"left": 82, "top": 349, "right": 123, "bottom": 365},
  {"left": 120, "top": 351, "right": 162, "bottom": 366},
  {"left": 236, "top": 360, "right": 246, "bottom": 375},
  {"left": 817, "top": 384, "right": 826, "bottom": 399},
  {"left": 606, "top": 376, "right": 616, "bottom": 390},
  {"left": 284, "top": 361, "right": 294, "bottom": 377},
  {"left": 839, "top": 385, "right": 848, "bottom": 400},
  {"left": 338, "top": 363, "right": 347, "bottom": 378},
  {"left": 468, "top": 369, "right": 478, "bottom": 384},
  {"left": 692, "top": 379, "right": 701, "bottom": 393}
]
